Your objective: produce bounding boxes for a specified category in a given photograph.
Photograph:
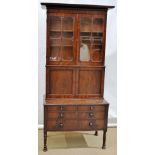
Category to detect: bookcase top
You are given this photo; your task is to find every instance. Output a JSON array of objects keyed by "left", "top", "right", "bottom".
[{"left": 41, "top": 2, "right": 115, "bottom": 9}]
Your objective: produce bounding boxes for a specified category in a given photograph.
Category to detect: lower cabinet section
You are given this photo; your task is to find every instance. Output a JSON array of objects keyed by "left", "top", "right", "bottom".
[
  {"left": 44, "top": 104, "right": 109, "bottom": 131},
  {"left": 43, "top": 103, "right": 109, "bottom": 151}
]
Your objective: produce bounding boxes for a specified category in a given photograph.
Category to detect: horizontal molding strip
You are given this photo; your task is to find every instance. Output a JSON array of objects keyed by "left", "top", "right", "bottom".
[
  {"left": 38, "top": 123, "right": 117, "bottom": 129},
  {"left": 46, "top": 65, "right": 106, "bottom": 68}
]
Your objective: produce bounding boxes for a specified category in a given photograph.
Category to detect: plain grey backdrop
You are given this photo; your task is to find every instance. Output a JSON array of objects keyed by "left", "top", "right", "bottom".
[{"left": 38, "top": 0, "right": 117, "bottom": 125}]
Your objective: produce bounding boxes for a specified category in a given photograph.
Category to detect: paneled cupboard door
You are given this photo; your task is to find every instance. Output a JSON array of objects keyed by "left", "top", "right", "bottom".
[
  {"left": 47, "top": 13, "right": 77, "bottom": 65},
  {"left": 78, "top": 14, "right": 106, "bottom": 65}
]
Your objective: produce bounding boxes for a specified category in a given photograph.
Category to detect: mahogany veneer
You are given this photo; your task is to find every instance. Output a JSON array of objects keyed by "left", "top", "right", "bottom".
[{"left": 41, "top": 2, "right": 114, "bottom": 151}]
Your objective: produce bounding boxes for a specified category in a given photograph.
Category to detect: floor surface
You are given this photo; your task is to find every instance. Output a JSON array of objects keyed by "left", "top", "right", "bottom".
[{"left": 38, "top": 128, "right": 117, "bottom": 155}]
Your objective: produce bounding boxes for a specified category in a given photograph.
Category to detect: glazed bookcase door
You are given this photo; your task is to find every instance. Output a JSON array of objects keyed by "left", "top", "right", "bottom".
[
  {"left": 78, "top": 14, "right": 106, "bottom": 66},
  {"left": 47, "top": 13, "right": 77, "bottom": 65}
]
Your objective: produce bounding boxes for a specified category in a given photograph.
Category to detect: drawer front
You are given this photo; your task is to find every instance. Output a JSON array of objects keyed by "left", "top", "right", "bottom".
[
  {"left": 78, "top": 105, "right": 105, "bottom": 111},
  {"left": 47, "top": 120, "right": 78, "bottom": 130},
  {"left": 78, "top": 111, "right": 104, "bottom": 120},
  {"left": 47, "top": 111, "right": 77, "bottom": 119},
  {"left": 47, "top": 105, "right": 77, "bottom": 111},
  {"left": 79, "top": 119, "right": 105, "bottom": 130}
]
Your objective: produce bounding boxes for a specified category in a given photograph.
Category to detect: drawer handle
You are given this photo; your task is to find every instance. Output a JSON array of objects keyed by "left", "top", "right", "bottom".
[
  {"left": 89, "top": 122, "right": 94, "bottom": 127},
  {"left": 58, "top": 123, "right": 63, "bottom": 128},
  {"left": 89, "top": 113, "right": 94, "bottom": 117},
  {"left": 60, "top": 106, "right": 64, "bottom": 110},
  {"left": 89, "top": 122, "right": 96, "bottom": 128},
  {"left": 90, "top": 106, "right": 94, "bottom": 110},
  {"left": 60, "top": 113, "right": 64, "bottom": 118}
]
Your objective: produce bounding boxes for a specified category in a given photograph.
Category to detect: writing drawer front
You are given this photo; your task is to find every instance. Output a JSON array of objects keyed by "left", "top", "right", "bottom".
[
  {"left": 47, "top": 111, "right": 77, "bottom": 119},
  {"left": 79, "top": 120, "right": 105, "bottom": 130},
  {"left": 47, "top": 120, "right": 78, "bottom": 130},
  {"left": 78, "top": 111, "right": 104, "bottom": 120},
  {"left": 47, "top": 105, "right": 77, "bottom": 111},
  {"left": 78, "top": 105, "right": 105, "bottom": 111}
]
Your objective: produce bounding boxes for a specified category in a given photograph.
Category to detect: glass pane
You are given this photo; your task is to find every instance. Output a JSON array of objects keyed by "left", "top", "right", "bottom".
[
  {"left": 79, "top": 17, "right": 104, "bottom": 62},
  {"left": 80, "top": 43, "right": 91, "bottom": 61},
  {"left": 62, "top": 32, "right": 73, "bottom": 38},
  {"left": 80, "top": 17, "right": 92, "bottom": 32},
  {"left": 50, "top": 38, "right": 61, "bottom": 61},
  {"left": 50, "top": 38, "right": 61, "bottom": 46},
  {"left": 91, "top": 18, "right": 104, "bottom": 62},
  {"left": 80, "top": 17, "right": 92, "bottom": 62},
  {"left": 50, "top": 16, "right": 61, "bottom": 31},
  {"left": 49, "top": 16, "right": 61, "bottom": 62},
  {"left": 50, "top": 32, "right": 61, "bottom": 38},
  {"left": 81, "top": 37, "right": 91, "bottom": 44},
  {"left": 92, "top": 32, "right": 103, "bottom": 37},
  {"left": 93, "top": 18, "right": 104, "bottom": 32},
  {"left": 62, "top": 46, "right": 73, "bottom": 61},
  {"left": 62, "top": 38, "right": 73, "bottom": 61},
  {"left": 62, "top": 39, "right": 73, "bottom": 46},
  {"left": 62, "top": 17, "right": 73, "bottom": 31},
  {"left": 80, "top": 34, "right": 91, "bottom": 62},
  {"left": 49, "top": 15, "right": 74, "bottom": 62},
  {"left": 62, "top": 17, "right": 73, "bottom": 61},
  {"left": 80, "top": 32, "right": 91, "bottom": 37},
  {"left": 93, "top": 38, "right": 102, "bottom": 45},
  {"left": 50, "top": 46, "right": 60, "bottom": 61},
  {"left": 92, "top": 45, "right": 102, "bottom": 61}
]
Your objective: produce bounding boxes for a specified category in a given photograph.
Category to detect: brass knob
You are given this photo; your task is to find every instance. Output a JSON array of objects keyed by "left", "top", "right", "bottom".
[
  {"left": 90, "top": 106, "right": 94, "bottom": 110},
  {"left": 60, "top": 113, "right": 64, "bottom": 118},
  {"left": 59, "top": 123, "right": 63, "bottom": 128},
  {"left": 89, "top": 113, "right": 94, "bottom": 117},
  {"left": 60, "top": 106, "right": 64, "bottom": 110},
  {"left": 89, "top": 122, "right": 93, "bottom": 126}
]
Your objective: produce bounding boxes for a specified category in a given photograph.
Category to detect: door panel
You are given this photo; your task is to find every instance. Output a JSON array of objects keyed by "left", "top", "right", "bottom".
[
  {"left": 76, "top": 68, "right": 104, "bottom": 97},
  {"left": 47, "top": 13, "right": 77, "bottom": 65},
  {"left": 46, "top": 67, "right": 75, "bottom": 98},
  {"left": 78, "top": 14, "right": 106, "bottom": 65}
]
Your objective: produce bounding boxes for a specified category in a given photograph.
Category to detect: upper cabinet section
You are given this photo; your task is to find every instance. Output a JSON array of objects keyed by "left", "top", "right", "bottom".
[
  {"left": 47, "top": 13, "right": 76, "bottom": 65},
  {"left": 43, "top": 3, "right": 113, "bottom": 66},
  {"left": 79, "top": 14, "right": 106, "bottom": 65}
]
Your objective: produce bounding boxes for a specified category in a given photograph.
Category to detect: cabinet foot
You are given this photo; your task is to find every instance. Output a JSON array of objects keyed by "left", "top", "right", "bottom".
[
  {"left": 102, "top": 130, "right": 107, "bottom": 149},
  {"left": 94, "top": 130, "right": 98, "bottom": 136},
  {"left": 102, "top": 145, "right": 106, "bottom": 149},
  {"left": 43, "top": 146, "right": 47, "bottom": 152},
  {"left": 43, "top": 130, "right": 47, "bottom": 152}
]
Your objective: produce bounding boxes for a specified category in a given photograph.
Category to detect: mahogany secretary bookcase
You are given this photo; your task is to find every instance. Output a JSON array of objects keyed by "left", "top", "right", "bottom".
[{"left": 41, "top": 3, "right": 114, "bottom": 151}]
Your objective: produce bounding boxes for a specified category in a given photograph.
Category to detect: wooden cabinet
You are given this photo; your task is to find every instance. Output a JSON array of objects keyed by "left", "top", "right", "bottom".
[{"left": 41, "top": 3, "right": 114, "bottom": 151}]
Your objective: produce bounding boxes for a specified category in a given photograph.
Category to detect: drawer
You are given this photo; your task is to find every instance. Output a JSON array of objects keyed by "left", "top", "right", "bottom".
[
  {"left": 47, "top": 120, "right": 78, "bottom": 130},
  {"left": 78, "top": 111, "right": 104, "bottom": 120},
  {"left": 79, "top": 119, "right": 105, "bottom": 130},
  {"left": 47, "top": 105, "right": 77, "bottom": 111},
  {"left": 78, "top": 105, "right": 105, "bottom": 111},
  {"left": 47, "top": 111, "right": 77, "bottom": 119}
]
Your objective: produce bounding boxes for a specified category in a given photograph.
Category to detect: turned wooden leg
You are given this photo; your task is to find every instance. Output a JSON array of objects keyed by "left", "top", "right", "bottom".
[
  {"left": 94, "top": 130, "right": 98, "bottom": 136},
  {"left": 102, "top": 130, "right": 107, "bottom": 149},
  {"left": 43, "top": 131, "right": 47, "bottom": 152}
]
